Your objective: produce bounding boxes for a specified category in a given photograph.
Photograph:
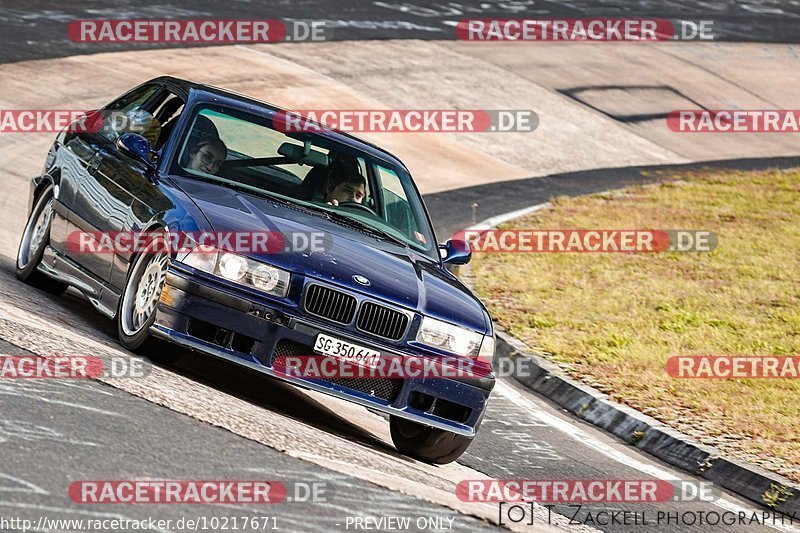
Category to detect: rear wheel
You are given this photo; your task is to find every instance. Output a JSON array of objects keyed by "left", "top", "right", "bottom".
[
  {"left": 15, "top": 185, "right": 68, "bottom": 295},
  {"left": 389, "top": 416, "right": 473, "bottom": 464}
]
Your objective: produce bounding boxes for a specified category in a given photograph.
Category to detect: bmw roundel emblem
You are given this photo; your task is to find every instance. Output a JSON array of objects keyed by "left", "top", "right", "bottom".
[{"left": 353, "top": 275, "right": 370, "bottom": 286}]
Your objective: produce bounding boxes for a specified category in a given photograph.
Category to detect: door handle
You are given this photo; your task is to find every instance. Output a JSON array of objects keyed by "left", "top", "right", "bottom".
[{"left": 87, "top": 154, "right": 101, "bottom": 174}]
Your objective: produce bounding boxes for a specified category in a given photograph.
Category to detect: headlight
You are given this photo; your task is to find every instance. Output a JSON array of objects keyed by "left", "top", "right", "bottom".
[
  {"left": 219, "top": 252, "right": 248, "bottom": 281},
  {"left": 177, "top": 247, "right": 290, "bottom": 298},
  {"left": 416, "top": 316, "right": 483, "bottom": 357},
  {"left": 251, "top": 264, "right": 282, "bottom": 292}
]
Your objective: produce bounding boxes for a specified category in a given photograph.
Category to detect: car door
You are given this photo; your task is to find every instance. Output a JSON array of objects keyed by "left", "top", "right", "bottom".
[
  {"left": 49, "top": 130, "right": 98, "bottom": 256},
  {"left": 65, "top": 84, "right": 176, "bottom": 283}
]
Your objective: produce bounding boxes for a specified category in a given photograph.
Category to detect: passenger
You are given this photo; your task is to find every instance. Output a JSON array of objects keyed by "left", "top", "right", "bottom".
[
  {"left": 186, "top": 138, "right": 227, "bottom": 175},
  {"left": 324, "top": 158, "right": 366, "bottom": 206}
]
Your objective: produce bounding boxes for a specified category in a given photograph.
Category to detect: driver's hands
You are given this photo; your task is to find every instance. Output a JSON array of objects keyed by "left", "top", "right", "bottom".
[{"left": 327, "top": 199, "right": 339, "bottom": 206}]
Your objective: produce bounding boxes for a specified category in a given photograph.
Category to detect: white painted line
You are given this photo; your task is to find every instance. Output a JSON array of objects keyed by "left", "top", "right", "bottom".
[{"left": 0, "top": 473, "right": 47, "bottom": 495}]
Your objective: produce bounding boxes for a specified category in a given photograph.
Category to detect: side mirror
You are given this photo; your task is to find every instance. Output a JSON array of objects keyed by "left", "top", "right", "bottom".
[
  {"left": 116, "top": 133, "right": 156, "bottom": 170},
  {"left": 439, "top": 239, "right": 472, "bottom": 265}
]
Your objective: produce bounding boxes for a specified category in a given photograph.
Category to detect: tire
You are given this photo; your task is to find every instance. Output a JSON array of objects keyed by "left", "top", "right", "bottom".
[
  {"left": 116, "top": 233, "right": 176, "bottom": 361},
  {"left": 15, "top": 185, "right": 68, "bottom": 295},
  {"left": 389, "top": 415, "right": 474, "bottom": 464}
]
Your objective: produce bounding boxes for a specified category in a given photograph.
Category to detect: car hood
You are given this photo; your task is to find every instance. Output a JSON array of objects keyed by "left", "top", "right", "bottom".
[{"left": 169, "top": 176, "right": 489, "bottom": 333}]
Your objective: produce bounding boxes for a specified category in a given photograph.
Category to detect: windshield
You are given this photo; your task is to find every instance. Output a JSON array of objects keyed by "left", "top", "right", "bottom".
[{"left": 171, "top": 104, "right": 436, "bottom": 258}]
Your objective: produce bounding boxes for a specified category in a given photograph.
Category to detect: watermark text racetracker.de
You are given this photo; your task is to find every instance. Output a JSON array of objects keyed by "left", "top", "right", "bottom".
[
  {"left": 668, "top": 110, "right": 800, "bottom": 132},
  {"left": 67, "top": 230, "right": 328, "bottom": 255},
  {"left": 457, "top": 479, "right": 711, "bottom": 503},
  {"left": 454, "top": 229, "right": 717, "bottom": 253},
  {"left": 0, "top": 110, "right": 99, "bottom": 133},
  {"left": 272, "top": 354, "right": 498, "bottom": 380},
  {"left": 70, "top": 478, "right": 328, "bottom": 502},
  {"left": 0, "top": 355, "right": 149, "bottom": 379},
  {"left": 272, "top": 109, "right": 538, "bottom": 133},
  {"left": 70, "top": 480, "right": 288, "bottom": 504},
  {"left": 667, "top": 356, "right": 800, "bottom": 378},
  {"left": 0, "top": 109, "right": 152, "bottom": 134},
  {"left": 68, "top": 19, "right": 327, "bottom": 43},
  {"left": 456, "top": 18, "right": 715, "bottom": 41}
]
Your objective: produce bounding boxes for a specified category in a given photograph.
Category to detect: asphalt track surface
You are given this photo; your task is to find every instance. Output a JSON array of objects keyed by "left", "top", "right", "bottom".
[
  {"left": 2, "top": 3, "right": 800, "bottom": 533},
  {"left": 2, "top": 0, "right": 800, "bottom": 63}
]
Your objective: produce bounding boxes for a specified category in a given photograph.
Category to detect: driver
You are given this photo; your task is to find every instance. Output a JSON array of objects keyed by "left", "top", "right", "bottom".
[
  {"left": 324, "top": 158, "right": 366, "bottom": 206},
  {"left": 186, "top": 138, "right": 227, "bottom": 175}
]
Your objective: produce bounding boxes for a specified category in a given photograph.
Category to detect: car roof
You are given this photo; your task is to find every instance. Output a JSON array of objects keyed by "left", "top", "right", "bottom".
[{"left": 149, "top": 76, "right": 410, "bottom": 171}]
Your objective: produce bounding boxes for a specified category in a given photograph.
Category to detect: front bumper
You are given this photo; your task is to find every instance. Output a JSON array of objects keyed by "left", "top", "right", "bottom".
[{"left": 152, "top": 266, "right": 493, "bottom": 437}]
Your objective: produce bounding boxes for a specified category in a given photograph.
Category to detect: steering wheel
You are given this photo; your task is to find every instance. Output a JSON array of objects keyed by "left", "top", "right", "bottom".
[{"left": 337, "top": 201, "right": 377, "bottom": 216}]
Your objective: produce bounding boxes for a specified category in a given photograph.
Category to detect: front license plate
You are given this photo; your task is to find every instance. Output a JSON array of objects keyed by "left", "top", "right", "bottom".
[{"left": 313, "top": 333, "right": 381, "bottom": 369}]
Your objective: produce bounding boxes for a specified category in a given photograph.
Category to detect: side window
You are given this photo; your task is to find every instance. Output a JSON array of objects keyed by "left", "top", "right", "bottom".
[
  {"left": 152, "top": 93, "right": 186, "bottom": 150},
  {"left": 105, "top": 84, "right": 160, "bottom": 114},
  {"left": 97, "top": 84, "right": 163, "bottom": 146}
]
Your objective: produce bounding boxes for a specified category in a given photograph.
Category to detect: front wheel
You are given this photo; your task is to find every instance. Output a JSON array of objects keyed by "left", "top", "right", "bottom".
[
  {"left": 116, "top": 236, "right": 170, "bottom": 354},
  {"left": 15, "top": 185, "right": 68, "bottom": 295},
  {"left": 389, "top": 416, "right": 473, "bottom": 464}
]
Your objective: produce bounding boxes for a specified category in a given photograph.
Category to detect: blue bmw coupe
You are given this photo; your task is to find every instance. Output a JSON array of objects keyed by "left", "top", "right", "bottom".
[{"left": 16, "top": 77, "right": 495, "bottom": 463}]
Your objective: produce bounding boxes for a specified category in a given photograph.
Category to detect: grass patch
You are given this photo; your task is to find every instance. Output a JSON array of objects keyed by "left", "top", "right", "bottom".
[{"left": 472, "top": 168, "right": 800, "bottom": 482}]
